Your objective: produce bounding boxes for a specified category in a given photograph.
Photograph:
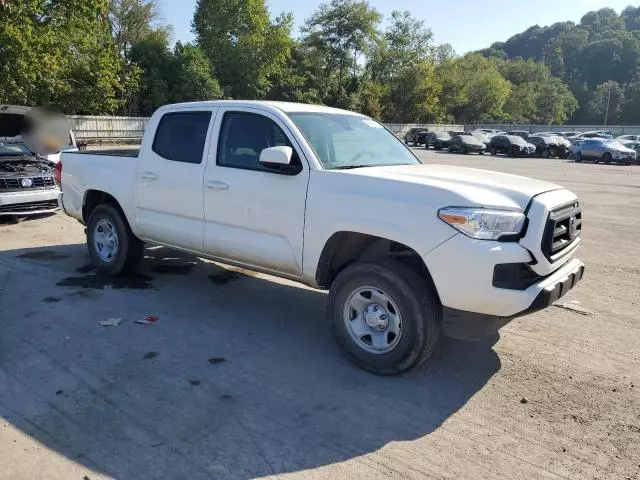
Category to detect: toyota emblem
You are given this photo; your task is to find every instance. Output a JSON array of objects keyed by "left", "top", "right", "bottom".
[{"left": 21, "top": 178, "right": 33, "bottom": 188}]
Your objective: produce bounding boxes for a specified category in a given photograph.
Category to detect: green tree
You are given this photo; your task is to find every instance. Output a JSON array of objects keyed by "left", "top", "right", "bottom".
[
  {"left": 128, "top": 36, "right": 173, "bottom": 115},
  {"left": 367, "top": 11, "right": 440, "bottom": 122},
  {"left": 586, "top": 81, "right": 625, "bottom": 124},
  {"left": 437, "top": 54, "right": 511, "bottom": 123},
  {"left": 0, "top": 0, "right": 124, "bottom": 114},
  {"left": 300, "top": 0, "right": 381, "bottom": 108},
  {"left": 192, "top": 0, "right": 294, "bottom": 98},
  {"left": 108, "top": 0, "right": 170, "bottom": 59},
  {"left": 170, "top": 42, "right": 223, "bottom": 103}
]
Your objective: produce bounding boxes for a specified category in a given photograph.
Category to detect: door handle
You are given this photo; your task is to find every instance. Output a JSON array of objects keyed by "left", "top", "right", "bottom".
[
  {"left": 139, "top": 172, "right": 158, "bottom": 181},
  {"left": 206, "top": 181, "right": 229, "bottom": 191}
]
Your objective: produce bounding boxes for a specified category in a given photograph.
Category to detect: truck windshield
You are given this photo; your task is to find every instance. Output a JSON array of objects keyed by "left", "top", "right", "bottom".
[{"left": 287, "top": 112, "right": 420, "bottom": 170}]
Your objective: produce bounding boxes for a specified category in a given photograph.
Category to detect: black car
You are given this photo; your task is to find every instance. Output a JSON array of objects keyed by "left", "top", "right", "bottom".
[
  {"left": 424, "top": 132, "right": 451, "bottom": 150},
  {"left": 527, "top": 135, "right": 569, "bottom": 158},
  {"left": 489, "top": 135, "right": 536, "bottom": 157},
  {"left": 448, "top": 134, "right": 486, "bottom": 154},
  {"left": 404, "top": 128, "right": 429, "bottom": 146},
  {"left": 507, "top": 130, "right": 530, "bottom": 140}
]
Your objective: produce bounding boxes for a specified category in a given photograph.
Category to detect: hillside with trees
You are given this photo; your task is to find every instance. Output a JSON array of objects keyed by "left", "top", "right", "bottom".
[
  {"left": 479, "top": 6, "right": 640, "bottom": 124},
  {"left": 2, "top": 0, "right": 636, "bottom": 125}
]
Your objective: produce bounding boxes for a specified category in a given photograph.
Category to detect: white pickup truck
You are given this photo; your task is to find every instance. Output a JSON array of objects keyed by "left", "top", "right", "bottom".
[{"left": 58, "top": 101, "right": 584, "bottom": 375}]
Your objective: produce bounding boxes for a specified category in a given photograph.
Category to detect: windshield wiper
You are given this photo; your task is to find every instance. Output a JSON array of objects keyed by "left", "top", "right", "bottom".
[{"left": 330, "top": 163, "right": 410, "bottom": 170}]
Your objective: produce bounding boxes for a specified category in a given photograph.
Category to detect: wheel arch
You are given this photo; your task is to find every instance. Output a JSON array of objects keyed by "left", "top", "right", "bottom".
[
  {"left": 83, "top": 190, "right": 136, "bottom": 234},
  {"left": 315, "top": 231, "right": 441, "bottom": 304}
]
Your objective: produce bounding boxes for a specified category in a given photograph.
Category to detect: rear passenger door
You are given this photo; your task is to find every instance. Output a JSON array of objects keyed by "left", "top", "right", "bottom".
[
  {"left": 136, "top": 108, "right": 217, "bottom": 251},
  {"left": 202, "top": 107, "right": 310, "bottom": 277}
]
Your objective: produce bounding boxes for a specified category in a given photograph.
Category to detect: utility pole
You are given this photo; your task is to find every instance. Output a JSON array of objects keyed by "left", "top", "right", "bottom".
[{"left": 604, "top": 86, "right": 612, "bottom": 126}]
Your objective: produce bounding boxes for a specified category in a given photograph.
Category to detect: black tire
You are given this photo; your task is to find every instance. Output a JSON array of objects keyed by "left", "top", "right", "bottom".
[
  {"left": 462, "top": 146, "right": 468, "bottom": 154},
  {"left": 328, "top": 261, "right": 442, "bottom": 375},
  {"left": 509, "top": 146, "right": 518, "bottom": 158},
  {"left": 542, "top": 148, "right": 550, "bottom": 158},
  {"left": 574, "top": 152, "right": 582, "bottom": 163},
  {"left": 479, "top": 150, "right": 485, "bottom": 155},
  {"left": 490, "top": 147, "right": 497, "bottom": 155},
  {"left": 602, "top": 152, "right": 612, "bottom": 164},
  {"left": 87, "top": 204, "right": 143, "bottom": 276}
]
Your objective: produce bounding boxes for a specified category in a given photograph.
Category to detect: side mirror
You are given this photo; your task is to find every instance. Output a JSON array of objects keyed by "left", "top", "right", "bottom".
[
  {"left": 259, "top": 146, "right": 300, "bottom": 175},
  {"left": 259, "top": 146, "right": 292, "bottom": 166}
]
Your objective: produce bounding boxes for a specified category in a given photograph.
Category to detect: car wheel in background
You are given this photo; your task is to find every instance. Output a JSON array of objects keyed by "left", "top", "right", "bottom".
[
  {"left": 328, "top": 261, "right": 442, "bottom": 375},
  {"left": 87, "top": 204, "right": 143, "bottom": 276},
  {"left": 602, "top": 153, "right": 612, "bottom": 164}
]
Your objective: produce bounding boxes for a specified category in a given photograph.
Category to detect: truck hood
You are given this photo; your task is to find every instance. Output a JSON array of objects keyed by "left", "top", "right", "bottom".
[{"left": 344, "top": 164, "right": 562, "bottom": 210}]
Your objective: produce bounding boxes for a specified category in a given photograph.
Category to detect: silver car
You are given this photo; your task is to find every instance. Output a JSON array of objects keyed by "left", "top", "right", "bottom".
[{"left": 573, "top": 139, "right": 637, "bottom": 165}]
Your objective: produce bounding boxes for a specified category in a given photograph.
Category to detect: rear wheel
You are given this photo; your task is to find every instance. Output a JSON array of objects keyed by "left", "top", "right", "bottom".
[
  {"left": 602, "top": 152, "right": 612, "bottom": 164},
  {"left": 87, "top": 204, "right": 143, "bottom": 276},
  {"left": 328, "top": 261, "right": 442, "bottom": 375},
  {"left": 490, "top": 147, "right": 497, "bottom": 155}
]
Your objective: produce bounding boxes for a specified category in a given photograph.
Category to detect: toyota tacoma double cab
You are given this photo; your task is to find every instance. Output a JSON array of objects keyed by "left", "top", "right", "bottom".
[{"left": 58, "top": 101, "right": 585, "bottom": 375}]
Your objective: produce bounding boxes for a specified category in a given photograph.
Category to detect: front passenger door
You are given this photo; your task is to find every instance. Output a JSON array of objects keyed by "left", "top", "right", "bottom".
[{"left": 202, "top": 109, "right": 310, "bottom": 277}]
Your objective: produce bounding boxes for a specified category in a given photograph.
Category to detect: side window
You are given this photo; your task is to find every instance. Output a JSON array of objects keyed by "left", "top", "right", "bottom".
[
  {"left": 217, "top": 112, "right": 300, "bottom": 171},
  {"left": 152, "top": 111, "right": 212, "bottom": 164}
]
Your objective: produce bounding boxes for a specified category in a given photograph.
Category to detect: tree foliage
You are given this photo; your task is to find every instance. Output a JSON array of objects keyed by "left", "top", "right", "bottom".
[
  {"left": 0, "top": 0, "right": 124, "bottom": 114},
  {"left": 5, "top": 1, "right": 640, "bottom": 124},
  {"left": 480, "top": 7, "right": 640, "bottom": 123},
  {"left": 192, "top": 0, "right": 293, "bottom": 99}
]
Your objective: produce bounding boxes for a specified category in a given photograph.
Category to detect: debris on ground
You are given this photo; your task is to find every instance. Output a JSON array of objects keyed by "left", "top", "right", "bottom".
[
  {"left": 135, "top": 315, "right": 159, "bottom": 325},
  {"left": 99, "top": 317, "right": 122, "bottom": 327},
  {"left": 520, "top": 397, "right": 528, "bottom": 404},
  {"left": 208, "top": 357, "right": 227, "bottom": 365},
  {"left": 143, "top": 351, "right": 158, "bottom": 360},
  {"left": 553, "top": 300, "right": 595, "bottom": 316}
]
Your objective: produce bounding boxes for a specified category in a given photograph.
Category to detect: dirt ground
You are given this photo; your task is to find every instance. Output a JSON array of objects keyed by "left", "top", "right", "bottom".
[{"left": 0, "top": 151, "right": 638, "bottom": 480}]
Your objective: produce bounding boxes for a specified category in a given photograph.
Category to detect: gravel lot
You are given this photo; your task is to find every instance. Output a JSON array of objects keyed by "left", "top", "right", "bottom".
[{"left": 0, "top": 150, "right": 638, "bottom": 480}]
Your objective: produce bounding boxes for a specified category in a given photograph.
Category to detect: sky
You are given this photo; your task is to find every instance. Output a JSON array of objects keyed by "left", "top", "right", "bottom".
[{"left": 158, "top": 0, "right": 635, "bottom": 53}]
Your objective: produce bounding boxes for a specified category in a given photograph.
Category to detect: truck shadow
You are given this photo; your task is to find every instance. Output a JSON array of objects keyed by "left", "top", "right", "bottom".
[{"left": 0, "top": 244, "right": 501, "bottom": 479}]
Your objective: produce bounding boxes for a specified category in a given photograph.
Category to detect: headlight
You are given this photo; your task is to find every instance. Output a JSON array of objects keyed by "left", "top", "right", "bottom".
[{"left": 438, "top": 207, "right": 526, "bottom": 240}]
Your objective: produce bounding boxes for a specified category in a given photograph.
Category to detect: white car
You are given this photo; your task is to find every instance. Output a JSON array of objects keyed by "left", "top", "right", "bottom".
[
  {"left": 58, "top": 101, "right": 584, "bottom": 375},
  {"left": 615, "top": 134, "right": 640, "bottom": 145}
]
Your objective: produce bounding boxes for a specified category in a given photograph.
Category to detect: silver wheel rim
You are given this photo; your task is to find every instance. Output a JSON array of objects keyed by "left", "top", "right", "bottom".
[
  {"left": 343, "top": 286, "right": 403, "bottom": 355},
  {"left": 93, "top": 218, "right": 119, "bottom": 263}
]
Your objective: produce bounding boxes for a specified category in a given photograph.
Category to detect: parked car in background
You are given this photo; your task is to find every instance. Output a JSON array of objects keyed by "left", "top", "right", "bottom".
[
  {"left": 615, "top": 134, "right": 640, "bottom": 144},
  {"left": 570, "top": 131, "right": 613, "bottom": 141},
  {"left": 624, "top": 141, "right": 640, "bottom": 155},
  {"left": 507, "top": 130, "right": 530, "bottom": 140},
  {"left": 471, "top": 131, "right": 491, "bottom": 148},
  {"left": 556, "top": 131, "right": 583, "bottom": 138},
  {"left": 424, "top": 131, "right": 451, "bottom": 150},
  {"left": 534, "top": 133, "right": 572, "bottom": 151},
  {"left": 573, "top": 139, "right": 636, "bottom": 164},
  {"left": 473, "top": 128, "right": 503, "bottom": 137},
  {"left": 404, "top": 127, "right": 429, "bottom": 146},
  {"left": 489, "top": 135, "right": 536, "bottom": 157},
  {"left": 528, "top": 135, "right": 569, "bottom": 158},
  {"left": 58, "top": 100, "right": 586, "bottom": 375},
  {"left": 0, "top": 105, "right": 60, "bottom": 216},
  {"left": 448, "top": 134, "right": 486, "bottom": 154}
]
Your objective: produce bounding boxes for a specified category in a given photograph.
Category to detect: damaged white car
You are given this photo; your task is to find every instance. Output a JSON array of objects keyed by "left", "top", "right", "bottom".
[{"left": 0, "top": 105, "right": 73, "bottom": 216}]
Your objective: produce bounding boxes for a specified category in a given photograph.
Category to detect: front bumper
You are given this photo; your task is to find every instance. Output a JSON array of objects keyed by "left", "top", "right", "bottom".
[{"left": 0, "top": 188, "right": 60, "bottom": 215}]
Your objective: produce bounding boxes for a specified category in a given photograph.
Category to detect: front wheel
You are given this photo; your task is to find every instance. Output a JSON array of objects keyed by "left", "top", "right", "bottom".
[
  {"left": 490, "top": 147, "right": 497, "bottom": 155},
  {"left": 328, "top": 261, "right": 442, "bottom": 375},
  {"left": 87, "top": 204, "right": 143, "bottom": 276},
  {"left": 602, "top": 153, "right": 612, "bottom": 164}
]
